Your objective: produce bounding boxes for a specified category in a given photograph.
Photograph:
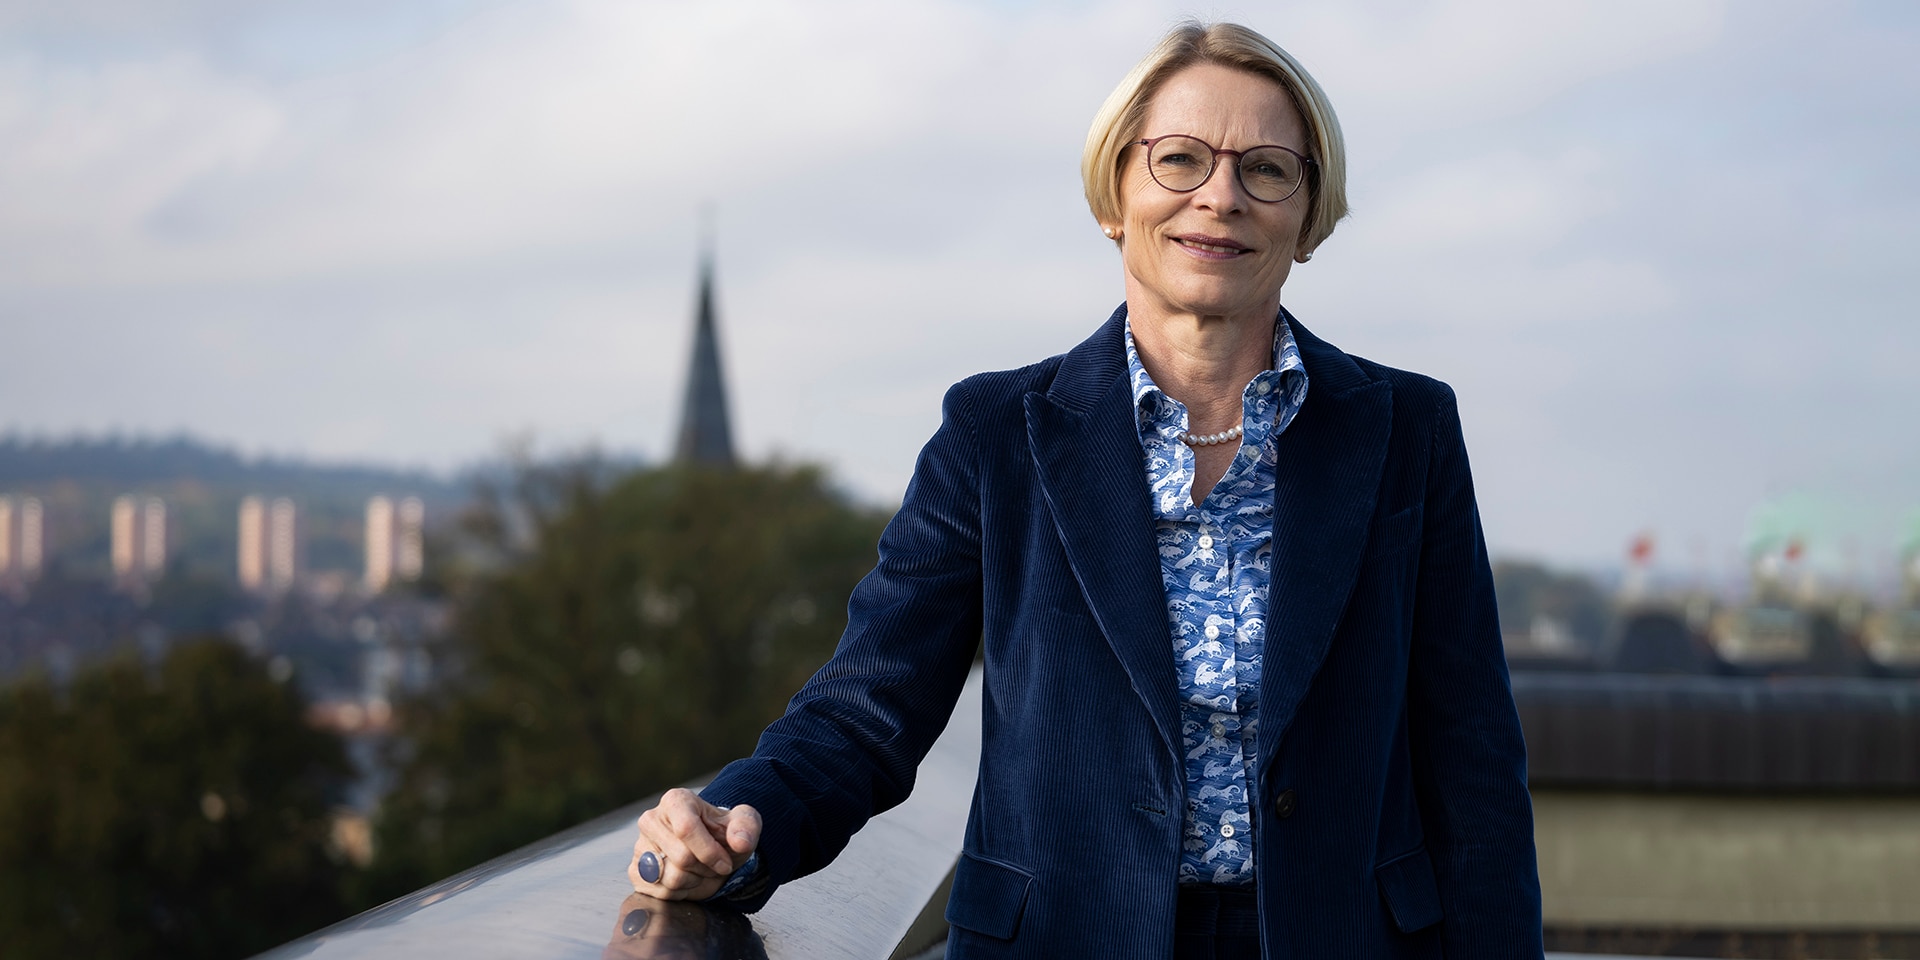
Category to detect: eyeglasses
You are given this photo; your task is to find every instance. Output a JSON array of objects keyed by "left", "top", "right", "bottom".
[{"left": 1135, "top": 134, "right": 1315, "bottom": 204}]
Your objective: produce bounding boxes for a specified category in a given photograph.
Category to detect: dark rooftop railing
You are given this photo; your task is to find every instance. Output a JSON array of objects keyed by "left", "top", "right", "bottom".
[{"left": 1515, "top": 671, "right": 1920, "bottom": 790}]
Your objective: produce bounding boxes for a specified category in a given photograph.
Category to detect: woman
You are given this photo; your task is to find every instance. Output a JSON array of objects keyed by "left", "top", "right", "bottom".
[{"left": 630, "top": 21, "right": 1542, "bottom": 960}]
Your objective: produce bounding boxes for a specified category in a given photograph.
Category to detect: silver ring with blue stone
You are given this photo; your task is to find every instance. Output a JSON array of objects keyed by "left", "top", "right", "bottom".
[{"left": 637, "top": 849, "right": 661, "bottom": 884}]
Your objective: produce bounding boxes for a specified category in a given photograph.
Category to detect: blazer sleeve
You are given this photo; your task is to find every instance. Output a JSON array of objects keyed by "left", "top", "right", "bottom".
[
  {"left": 1405, "top": 386, "right": 1545, "bottom": 957},
  {"left": 697, "top": 380, "right": 987, "bottom": 912}
]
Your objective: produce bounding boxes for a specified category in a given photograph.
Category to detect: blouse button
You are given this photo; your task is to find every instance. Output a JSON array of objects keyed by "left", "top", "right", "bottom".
[
  {"left": 1198, "top": 533, "right": 1214, "bottom": 549},
  {"left": 1204, "top": 624, "right": 1220, "bottom": 640},
  {"left": 1211, "top": 722, "right": 1227, "bottom": 739},
  {"left": 1220, "top": 823, "right": 1236, "bottom": 838}
]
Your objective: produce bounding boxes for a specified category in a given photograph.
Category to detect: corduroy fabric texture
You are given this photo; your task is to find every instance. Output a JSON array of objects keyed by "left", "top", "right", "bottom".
[
  {"left": 700, "top": 305, "right": 1543, "bottom": 959},
  {"left": 1174, "top": 884, "right": 1263, "bottom": 959}
]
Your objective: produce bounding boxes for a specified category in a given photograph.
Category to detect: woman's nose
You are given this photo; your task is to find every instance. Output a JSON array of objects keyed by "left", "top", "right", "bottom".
[{"left": 1190, "top": 160, "right": 1248, "bottom": 214}]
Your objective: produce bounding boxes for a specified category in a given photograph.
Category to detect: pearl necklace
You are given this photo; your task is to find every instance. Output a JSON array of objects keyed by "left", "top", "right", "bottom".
[{"left": 1179, "top": 423, "right": 1244, "bottom": 447}]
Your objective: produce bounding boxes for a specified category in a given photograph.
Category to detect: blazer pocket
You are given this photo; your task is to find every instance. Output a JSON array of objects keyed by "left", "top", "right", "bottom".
[
  {"left": 1375, "top": 845, "right": 1443, "bottom": 933},
  {"left": 1365, "top": 504, "right": 1424, "bottom": 559},
  {"left": 944, "top": 852, "right": 1033, "bottom": 941}
]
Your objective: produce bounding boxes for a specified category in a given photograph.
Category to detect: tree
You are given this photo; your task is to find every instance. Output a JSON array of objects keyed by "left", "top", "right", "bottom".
[
  {"left": 1491, "top": 559, "right": 1614, "bottom": 652},
  {"left": 0, "top": 638, "right": 354, "bottom": 958},
  {"left": 364, "top": 461, "right": 889, "bottom": 899}
]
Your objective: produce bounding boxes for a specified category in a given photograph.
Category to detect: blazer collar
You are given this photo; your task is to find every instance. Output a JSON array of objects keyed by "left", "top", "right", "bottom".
[
  {"left": 1024, "top": 304, "right": 1395, "bottom": 768},
  {"left": 1024, "top": 305, "right": 1183, "bottom": 764},
  {"left": 1256, "top": 306, "right": 1394, "bottom": 763},
  {"left": 1041, "top": 303, "right": 1132, "bottom": 415}
]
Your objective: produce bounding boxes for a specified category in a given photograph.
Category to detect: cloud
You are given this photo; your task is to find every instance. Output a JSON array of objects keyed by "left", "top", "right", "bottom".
[
  {"left": 1283, "top": 0, "right": 1726, "bottom": 139},
  {"left": 0, "top": 0, "right": 1914, "bottom": 571},
  {"left": 0, "top": 0, "right": 1732, "bottom": 286},
  {"left": 0, "top": 53, "right": 282, "bottom": 278}
]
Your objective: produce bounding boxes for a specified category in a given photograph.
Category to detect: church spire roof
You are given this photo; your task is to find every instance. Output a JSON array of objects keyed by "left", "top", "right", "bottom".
[{"left": 673, "top": 246, "right": 736, "bottom": 466}]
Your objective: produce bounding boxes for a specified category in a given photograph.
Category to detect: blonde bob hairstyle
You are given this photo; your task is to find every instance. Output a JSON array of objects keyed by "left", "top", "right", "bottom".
[{"left": 1083, "top": 21, "right": 1349, "bottom": 255}]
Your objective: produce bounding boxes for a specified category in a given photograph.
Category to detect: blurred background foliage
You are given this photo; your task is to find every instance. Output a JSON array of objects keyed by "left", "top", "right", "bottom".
[
  {"left": 0, "top": 638, "right": 353, "bottom": 958},
  {"left": 0, "top": 459, "right": 890, "bottom": 957},
  {"left": 357, "top": 460, "right": 890, "bottom": 905},
  {"left": 1492, "top": 559, "right": 1616, "bottom": 651}
]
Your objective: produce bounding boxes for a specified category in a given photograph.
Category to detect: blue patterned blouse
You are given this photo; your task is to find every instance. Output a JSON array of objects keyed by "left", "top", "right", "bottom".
[{"left": 1125, "top": 315, "right": 1309, "bottom": 886}]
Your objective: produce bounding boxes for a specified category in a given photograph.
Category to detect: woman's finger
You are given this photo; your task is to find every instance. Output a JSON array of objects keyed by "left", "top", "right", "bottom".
[
  {"left": 629, "top": 850, "right": 721, "bottom": 900},
  {"left": 632, "top": 823, "right": 723, "bottom": 898},
  {"left": 639, "top": 810, "right": 722, "bottom": 882},
  {"left": 656, "top": 789, "right": 735, "bottom": 875},
  {"left": 652, "top": 851, "right": 716, "bottom": 893}
]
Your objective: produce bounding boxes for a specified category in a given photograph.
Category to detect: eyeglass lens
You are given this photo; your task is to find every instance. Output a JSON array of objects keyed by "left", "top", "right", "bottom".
[{"left": 1146, "top": 135, "right": 1305, "bottom": 203}]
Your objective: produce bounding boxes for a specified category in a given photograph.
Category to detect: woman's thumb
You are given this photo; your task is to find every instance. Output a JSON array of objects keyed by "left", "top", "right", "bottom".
[{"left": 724, "top": 805, "right": 762, "bottom": 853}]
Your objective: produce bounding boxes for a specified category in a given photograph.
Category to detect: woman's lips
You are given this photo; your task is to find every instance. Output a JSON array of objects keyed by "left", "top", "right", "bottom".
[{"left": 1172, "top": 234, "right": 1252, "bottom": 259}]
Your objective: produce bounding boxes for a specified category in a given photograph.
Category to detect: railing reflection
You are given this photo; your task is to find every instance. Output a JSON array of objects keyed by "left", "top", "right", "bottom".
[{"left": 603, "top": 893, "right": 768, "bottom": 960}]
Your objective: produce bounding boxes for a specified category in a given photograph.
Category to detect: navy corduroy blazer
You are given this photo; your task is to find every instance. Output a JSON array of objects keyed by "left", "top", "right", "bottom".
[{"left": 702, "top": 306, "right": 1544, "bottom": 959}]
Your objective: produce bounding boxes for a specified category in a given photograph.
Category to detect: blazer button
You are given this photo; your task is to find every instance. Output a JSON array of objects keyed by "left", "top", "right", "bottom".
[{"left": 1274, "top": 789, "right": 1297, "bottom": 819}]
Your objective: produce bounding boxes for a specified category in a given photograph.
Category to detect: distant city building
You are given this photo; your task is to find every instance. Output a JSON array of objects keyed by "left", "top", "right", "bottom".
[
  {"left": 673, "top": 250, "right": 737, "bottom": 466},
  {"left": 18, "top": 497, "right": 41, "bottom": 580},
  {"left": 395, "top": 496, "right": 424, "bottom": 582},
  {"left": 112, "top": 496, "right": 137, "bottom": 577},
  {"left": 238, "top": 495, "right": 299, "bottom": 593},
  {"left": 364, "top": 495, "right": 425, "bottom": 593},
  {"left": 110, "top": 495, "right": 168, "bottom": 583},
  {"left": 238, "top": 496, "right": 267, "bottom": 591},
  {"left": 364, "top": 496, "right": 394, "bottom": 592},
  {"left": 142, "top": 497, "right": 166, "bottom": 577},
  {"left": 269, "top": 497, "right": 298, "bottom": 593}
]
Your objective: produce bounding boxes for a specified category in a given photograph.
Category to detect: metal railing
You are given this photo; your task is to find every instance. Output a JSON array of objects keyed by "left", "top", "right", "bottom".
[
  {"left": 1515, "top": 671, "right": 1920, "bottom": 789},
  {"left": 260, "top": 668, "right": 980, "bottom": 960}
]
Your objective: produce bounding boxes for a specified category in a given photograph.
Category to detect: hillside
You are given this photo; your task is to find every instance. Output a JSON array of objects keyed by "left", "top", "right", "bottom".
[{"left": 0, "top": 435, "right": 463, "bottom": 501}]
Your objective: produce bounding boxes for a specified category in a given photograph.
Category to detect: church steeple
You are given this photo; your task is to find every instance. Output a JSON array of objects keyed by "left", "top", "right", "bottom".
[{"left": 673, "top": 239, "right": 736, "bottom": 466}]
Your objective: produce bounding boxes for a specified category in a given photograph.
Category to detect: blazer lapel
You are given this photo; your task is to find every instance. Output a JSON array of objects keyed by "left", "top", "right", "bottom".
[
  {"left": 1258, "top": 313, "right": 1394, "bottom": 762},
  {"left": 1024, "top": 307, "right": 1184, "bottom": 766}
]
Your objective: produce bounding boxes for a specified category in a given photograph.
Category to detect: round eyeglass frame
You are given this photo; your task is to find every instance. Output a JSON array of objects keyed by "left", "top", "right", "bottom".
[{"left": 1135, "top": 134, "right": 1317, "bottom": 204}]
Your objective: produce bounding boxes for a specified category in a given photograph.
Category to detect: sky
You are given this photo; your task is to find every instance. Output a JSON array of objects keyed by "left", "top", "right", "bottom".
[{"left": 2, "top": 0, "right": 1916, "bottom": 579}]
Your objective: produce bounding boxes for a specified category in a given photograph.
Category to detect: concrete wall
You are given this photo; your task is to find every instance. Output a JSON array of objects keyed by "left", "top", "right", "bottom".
[{"left": 1534, "top": 789, "right": 1920, "bottom": 931}]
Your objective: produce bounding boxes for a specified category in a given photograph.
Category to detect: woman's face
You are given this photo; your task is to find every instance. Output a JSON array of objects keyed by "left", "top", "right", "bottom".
[{"left": 1112, "top": 63, "right": 1313, "bottom": 324}]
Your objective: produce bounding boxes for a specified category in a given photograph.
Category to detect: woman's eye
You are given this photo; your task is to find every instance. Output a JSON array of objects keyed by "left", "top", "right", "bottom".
[{"left": 1157, "top": 153, "right": 1200, "bottom": 167}]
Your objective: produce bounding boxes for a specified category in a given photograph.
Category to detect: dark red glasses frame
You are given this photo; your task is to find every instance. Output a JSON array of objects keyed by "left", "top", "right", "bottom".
[{"left": 1135, "top": 134, "right": 1317, "bottom": 204}]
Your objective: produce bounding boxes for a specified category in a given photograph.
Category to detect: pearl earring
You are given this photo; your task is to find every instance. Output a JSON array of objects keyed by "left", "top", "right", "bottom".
[
  {"left": 1103, "top": 226, "right": 1117, "bottom": 238},
  {"left": 1298, "top": 252, "right": 1313, "bottom": 262}
]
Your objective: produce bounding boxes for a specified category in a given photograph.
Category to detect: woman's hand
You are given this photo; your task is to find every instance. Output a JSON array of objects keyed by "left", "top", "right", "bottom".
[{"left": 628, "top": 788, "right": 761, "bottom": 901}]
